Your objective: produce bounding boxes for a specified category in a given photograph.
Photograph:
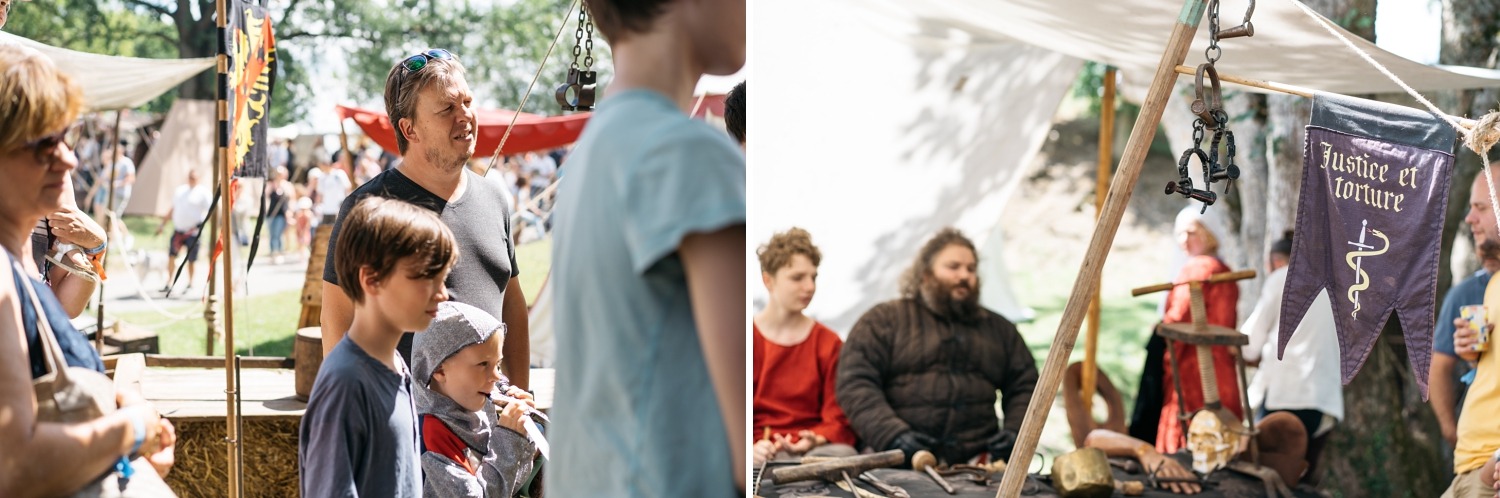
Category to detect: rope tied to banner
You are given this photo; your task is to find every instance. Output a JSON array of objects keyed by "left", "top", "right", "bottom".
[
  {"left": 1291, "top": 1, "right": 1500, "bottom": 234},
  {"left": 1465, "top": 111, "right": 1500, "bottom": 158}
]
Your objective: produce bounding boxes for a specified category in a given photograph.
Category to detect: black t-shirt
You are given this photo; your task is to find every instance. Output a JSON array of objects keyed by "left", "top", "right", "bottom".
[{"left": 323, "top": 168, "right": 518, "bottom": 362}]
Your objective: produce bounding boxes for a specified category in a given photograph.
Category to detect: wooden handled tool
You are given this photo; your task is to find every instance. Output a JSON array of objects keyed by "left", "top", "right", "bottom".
[
  {"left": 912, "top": 450, "right": 956, "bottom": 494},
  {"left": 770, "top": 449, "right": 905, "bottom": 485},
  {"left": 1129, "top": 269, "right": 1256, "bottom": 297}
]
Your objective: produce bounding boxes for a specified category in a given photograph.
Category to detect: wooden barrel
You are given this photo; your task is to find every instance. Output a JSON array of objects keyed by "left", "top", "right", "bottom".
[{"left": 294, "top": 327, "right": 324, "bottom": 401}]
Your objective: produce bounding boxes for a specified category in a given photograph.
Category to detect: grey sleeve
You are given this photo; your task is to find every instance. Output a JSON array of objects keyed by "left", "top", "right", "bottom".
[
  {"left": 501, "top": 184, "right": 520, "bottom": 279},
  {"left": 488, "top": 427, "right": 536, "bottom": 497},
  {"left": 421, "top": 452, "right": 485, "bottom": 498},
  {"left": 321, "top": 192, "right": 365, "bottom": 285},
  {"left": 299, "top": 379, "right": 364, "bottom": 498}
]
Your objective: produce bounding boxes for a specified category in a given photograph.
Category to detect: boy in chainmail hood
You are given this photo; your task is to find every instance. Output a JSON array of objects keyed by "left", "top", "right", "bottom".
[{"left": 412, "top": 301, "right": 539, "bottom": 497}]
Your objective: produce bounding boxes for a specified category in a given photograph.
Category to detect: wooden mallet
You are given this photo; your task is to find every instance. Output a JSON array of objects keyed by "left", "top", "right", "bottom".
[{"left": 912, "top": 450, "right": 956, "bottom": 494}]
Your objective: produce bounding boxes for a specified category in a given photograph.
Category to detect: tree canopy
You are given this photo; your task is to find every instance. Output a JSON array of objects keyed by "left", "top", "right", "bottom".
[{"left": 5, "top": 0, "right": 609, "bottom": 125}]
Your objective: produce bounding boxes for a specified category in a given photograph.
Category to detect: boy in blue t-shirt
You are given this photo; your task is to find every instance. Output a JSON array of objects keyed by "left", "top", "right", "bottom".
[
  {"left": 549, "top": 0, "right": 747, "bottom": 495},
  {"left": 300, "top": 197, "right": 458, "bottom": 497}
]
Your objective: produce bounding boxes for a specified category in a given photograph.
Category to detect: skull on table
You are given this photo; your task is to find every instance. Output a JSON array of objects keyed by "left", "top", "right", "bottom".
[{"left": 1187, "top": 410, "right": 1240, "bottom": 474}]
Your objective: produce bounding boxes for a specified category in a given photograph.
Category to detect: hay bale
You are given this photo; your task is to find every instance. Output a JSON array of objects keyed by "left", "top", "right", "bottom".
[{"left": 165, "top": 417, "right": 300, "bottom": 497}]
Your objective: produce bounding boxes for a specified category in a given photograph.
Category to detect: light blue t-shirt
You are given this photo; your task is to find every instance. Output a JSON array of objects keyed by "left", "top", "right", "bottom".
[
  {"left": 548, "top": 89, "right": 745, "bottom": 497},
  {"left": 1435, "top": 270, "right": 1490, "bottom": 357},
  {"left": 1435, "top": 269, "right": 1489, "bottom": 385}
]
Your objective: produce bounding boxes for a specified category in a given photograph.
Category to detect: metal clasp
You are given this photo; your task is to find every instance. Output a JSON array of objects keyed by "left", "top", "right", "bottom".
[{"left": 554, "top": 68, "right": 597, "bottom": 111}]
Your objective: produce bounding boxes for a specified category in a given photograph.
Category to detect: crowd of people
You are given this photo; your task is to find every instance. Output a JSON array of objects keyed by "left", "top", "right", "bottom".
[
  {"left": 24, "top": 0, "right": 1500, "bottom": 494},
  {"left": 752, "top": 227, "right": 1038, "bottom": 469},
  {"left": 748, "top": 165, "right": 1500, "bottom": 497},
  {"left": 747, "top": 216, "right": 1348, "bottom": 493},
  {"left": 2, "top": 0, "right": 747, "bottom": 493}
]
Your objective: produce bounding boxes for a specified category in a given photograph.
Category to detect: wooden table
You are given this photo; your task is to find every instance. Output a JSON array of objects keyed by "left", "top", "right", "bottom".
[{"left": 754, "top": 455, "right": 1322, "bottom": 498}]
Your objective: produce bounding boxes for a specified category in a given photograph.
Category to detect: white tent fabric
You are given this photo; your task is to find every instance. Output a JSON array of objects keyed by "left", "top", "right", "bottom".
[
  {"left": 0, "top": 32, "right": 213, "bottom": 111},
  {"left": 752, "top": 0, "right": 1500, "bottom": 335},
  {"left": 128, "top": 99, "right": 215, "bottom": 217},
  {"left": 750, "top": 0, "right": 1081, "bottom": 333},
  {"left": 900, "top": 0, "right": 1500, "bottom": 94}
]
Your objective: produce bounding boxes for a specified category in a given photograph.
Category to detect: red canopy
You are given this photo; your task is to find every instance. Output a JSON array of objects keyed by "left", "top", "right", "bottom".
[
  {"left": 335, "top": 104, "right": 591, "bottom": 157},
  {"left": 690, "top": 94, "right": 726, "bottom": 119}
]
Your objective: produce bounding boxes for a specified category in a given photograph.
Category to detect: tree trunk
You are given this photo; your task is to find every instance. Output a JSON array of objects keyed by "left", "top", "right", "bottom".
[
  {"left": 1437, "top": 0, "right": 1500, "bottom": 298},
  {"left": 1229, "top": 92, "right": 1270, "bottom": 312},
  {"left": 174, "top": 4, "right": 217, "bottom": 100},
  {"left": 1321, "top": 319, "right": 1451, "bottom": 496}
]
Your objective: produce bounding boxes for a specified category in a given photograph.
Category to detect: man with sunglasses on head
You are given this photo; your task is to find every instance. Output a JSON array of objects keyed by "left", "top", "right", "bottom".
[
  {"left": 321, "top": 48, "right": 531, "bottom": 390},
  {"left": 548, "top": 0, "right": 746, "bottom": 495}
]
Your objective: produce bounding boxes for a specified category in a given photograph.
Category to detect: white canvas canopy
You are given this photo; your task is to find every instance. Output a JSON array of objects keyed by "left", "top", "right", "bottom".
[
  {"left": 127, "top": 99, "right": 215, "bottom": 217},
  {"left": 0, "top": 32, "right": 213, "bottom": 111},
  {"left": 751, "top": 0, "right": 1500, "bottom": 335}
]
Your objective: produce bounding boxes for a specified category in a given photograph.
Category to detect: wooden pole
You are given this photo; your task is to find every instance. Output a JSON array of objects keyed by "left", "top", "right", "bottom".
[
  {"left": 996, "top": 2, "right": 1209, "bottom": 495},
  {"left": 216, "top": 0, "right": 241, "bottom": 495},
  {"left": 338, "top": 118, "right": 354, "bottom": 176},
  {"left": 95, "top": 110, "right": 124, "bottom": 353},
  {"left": 1081, "top": 67, "right": 1117, "bottom": 412},
  {"left": 206, "top": 169, "right": 221, "bottom": 357}
]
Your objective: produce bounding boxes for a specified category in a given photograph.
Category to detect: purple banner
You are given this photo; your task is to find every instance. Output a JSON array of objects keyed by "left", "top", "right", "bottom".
[{"left": 1278, "top": 125, "right": 1453, "bottom": 398}]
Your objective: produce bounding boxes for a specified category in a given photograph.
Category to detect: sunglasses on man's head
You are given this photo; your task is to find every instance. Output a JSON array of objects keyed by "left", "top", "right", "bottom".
[{"left": 401, "top": 49, "right": 455, "bottom": 73}]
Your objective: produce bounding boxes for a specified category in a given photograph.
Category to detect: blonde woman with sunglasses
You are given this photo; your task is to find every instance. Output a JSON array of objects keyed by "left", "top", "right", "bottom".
[
  {"left": 1, "top": 0, "right": 108, "bottom": 318},
  {"left": 0, "top": 44, "right": 176, "bottom": 497}
]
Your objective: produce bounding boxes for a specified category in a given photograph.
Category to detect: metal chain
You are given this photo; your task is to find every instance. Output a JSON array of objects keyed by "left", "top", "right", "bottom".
[
  {"left": 583, "top": 10, "right": 595, "bottom": 69},
  {"left": 570, "top": 8, "right": 584, "bottom": 69},
  {"left": 1204, "top": 0, "right": 1222, "bottom": 63}
]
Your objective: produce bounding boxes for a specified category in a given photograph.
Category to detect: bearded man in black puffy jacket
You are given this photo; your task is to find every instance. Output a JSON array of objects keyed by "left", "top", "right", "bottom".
[{"left": 836, "top": 228, "right": 1039, "bottom": 466}]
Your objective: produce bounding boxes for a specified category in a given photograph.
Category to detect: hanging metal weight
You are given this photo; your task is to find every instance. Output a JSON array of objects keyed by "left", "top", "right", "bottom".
[{"left": 554, "top": 68, "right": 597, "bottom": 111}]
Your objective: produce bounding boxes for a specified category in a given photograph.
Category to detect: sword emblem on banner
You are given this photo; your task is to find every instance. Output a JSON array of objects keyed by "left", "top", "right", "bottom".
[{"left": 1345, "top": 219, "right": 1389, "bottom": 319}]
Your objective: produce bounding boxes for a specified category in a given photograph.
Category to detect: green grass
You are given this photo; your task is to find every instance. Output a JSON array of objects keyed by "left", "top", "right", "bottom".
[
  {"left": 1005, "top": 258, "right": 1165, "bottom": 457},
  {"left": 515, "top": 237, "right": 552, "bottom": 304},
  {"left": 1015, "top": 294, "right": 1161, "bottom": 409},
  {"left": 118, "top": 214, "right": 170, "bottom": 255},
  {"left": 112, "top": 288, "right": 303, "bottom": 357}
]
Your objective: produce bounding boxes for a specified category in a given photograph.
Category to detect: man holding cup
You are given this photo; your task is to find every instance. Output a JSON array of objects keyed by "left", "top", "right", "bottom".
[
  {"left": 1433, "top": 166, "right": 1500, "bottom": 446},
  {"left": 1443, "top": 163, "right": 1500, "bottom": 498}
]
